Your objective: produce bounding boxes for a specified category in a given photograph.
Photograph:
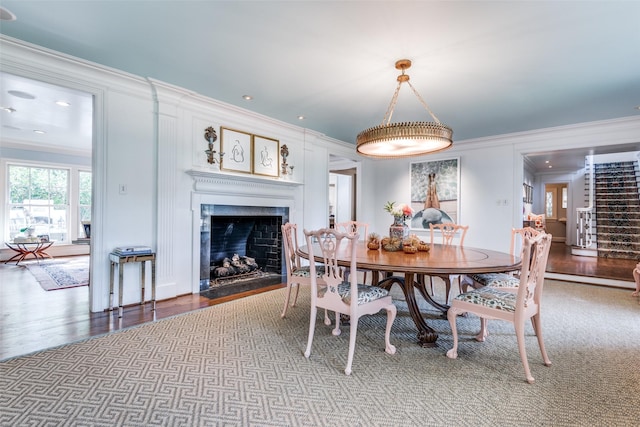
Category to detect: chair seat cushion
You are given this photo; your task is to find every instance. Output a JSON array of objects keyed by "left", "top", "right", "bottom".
[
  {"left": 319, "top": 283, "right": 389, "bottom": 305},
  {"left": 454, "top": 287, "right": 516, "bottom": 312},
  {"left": 468, "top": 272, "right": 520, "bottom": 288},
  {"left": 292, "top": 265, "right": 325, "bottom": 278}
]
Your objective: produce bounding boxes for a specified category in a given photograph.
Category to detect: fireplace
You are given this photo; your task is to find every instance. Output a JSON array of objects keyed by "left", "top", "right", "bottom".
[{"left": 199, "top": 204, "right": 288, "bottom": 295}]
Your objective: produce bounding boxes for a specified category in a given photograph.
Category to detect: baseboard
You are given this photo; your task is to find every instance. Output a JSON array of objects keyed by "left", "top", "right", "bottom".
[{"left": 546, "top": 272, "right": 635, "bottom": 290}]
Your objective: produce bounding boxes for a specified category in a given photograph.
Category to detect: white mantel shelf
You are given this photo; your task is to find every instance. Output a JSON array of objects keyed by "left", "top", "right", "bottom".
[{"left": 187, "top": 169, "right": 302, "bottom": 187}]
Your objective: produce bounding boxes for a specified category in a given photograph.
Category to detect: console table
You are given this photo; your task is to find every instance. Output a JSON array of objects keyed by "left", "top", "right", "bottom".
[{"left": 109, "top": 252, "right": 156, "bottom": 318}]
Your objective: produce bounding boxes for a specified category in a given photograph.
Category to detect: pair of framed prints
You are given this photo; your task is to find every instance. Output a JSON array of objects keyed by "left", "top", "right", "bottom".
[{"left": 220, "top": 127, "right": 280, "bottom": 177}]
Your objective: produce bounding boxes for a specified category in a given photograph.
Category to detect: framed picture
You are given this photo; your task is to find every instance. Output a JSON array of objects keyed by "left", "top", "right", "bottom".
[
  {"left": 409, "top": 157, "right": 460, "bottom": 230},
  {"left": 220, "top": 127, "right": 252, "bottom": 174},
  {"left": 252, "top": 135, "right": 280, "bottom": 177}
]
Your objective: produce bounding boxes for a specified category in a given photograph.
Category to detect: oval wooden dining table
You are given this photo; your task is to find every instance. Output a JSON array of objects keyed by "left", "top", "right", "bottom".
[{"left": 298, "top": 241, "right": 520, "bottom": 347}]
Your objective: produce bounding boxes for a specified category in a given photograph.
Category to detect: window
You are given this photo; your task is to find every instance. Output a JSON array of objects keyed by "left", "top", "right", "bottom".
[
  {"left": 78, "top": 170, "right": 92, "bottom": 237},
  {"left": 545, "top": 188, "right": 557, "bottom": 219},
  {"left": 6, "top": 163, "right": 90, "bottom": 243}
]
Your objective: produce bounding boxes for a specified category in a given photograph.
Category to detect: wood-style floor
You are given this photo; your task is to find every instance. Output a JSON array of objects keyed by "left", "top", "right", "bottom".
[{"left": 1, "top": 243, "right": 636, "bottom": 360}]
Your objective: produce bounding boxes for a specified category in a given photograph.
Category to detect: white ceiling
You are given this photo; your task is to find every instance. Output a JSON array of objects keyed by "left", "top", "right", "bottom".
[{"left": 1, "top": 1, "right": 639, "bottom": 171}]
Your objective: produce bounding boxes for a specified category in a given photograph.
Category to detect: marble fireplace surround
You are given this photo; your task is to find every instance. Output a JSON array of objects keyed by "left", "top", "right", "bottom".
[{"left": 188, "top": 170, "right": 301, "bottom": 293}]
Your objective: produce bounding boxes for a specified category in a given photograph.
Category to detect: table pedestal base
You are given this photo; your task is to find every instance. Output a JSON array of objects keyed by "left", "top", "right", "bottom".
[{"left": 378, "top": 273, "right": 449, "bottom": 347}]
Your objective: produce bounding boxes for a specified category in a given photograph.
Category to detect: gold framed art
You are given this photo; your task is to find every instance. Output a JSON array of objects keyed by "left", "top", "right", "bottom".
[
  {"left": 220, "top": 127, "right": 252, "bottom": 174},
  {"left": 252, "top": 135, "right": 280, "bottom": 177}
]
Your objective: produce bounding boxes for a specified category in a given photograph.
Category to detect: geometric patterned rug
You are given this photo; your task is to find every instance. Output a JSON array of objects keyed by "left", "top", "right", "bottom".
[
  {"left": 24, "top": 256, "right": 89, "bottom": 291},
  {"left": 1, "top": 280, "right": 639, "bottom": 426}
]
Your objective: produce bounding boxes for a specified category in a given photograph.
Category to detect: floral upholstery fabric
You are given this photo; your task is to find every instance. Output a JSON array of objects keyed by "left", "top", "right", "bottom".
[
  {"left": 319, "top": 283, "right": 389, "bottom": 305},
  {"left": 454, "top": 287, "right": 516, "bottom": 312},
  {"left": 468, "top": 272, "right": 520, "bottom": 288},
  {"left": 292, "top": 265, "right": 325, "bottom": 278}
]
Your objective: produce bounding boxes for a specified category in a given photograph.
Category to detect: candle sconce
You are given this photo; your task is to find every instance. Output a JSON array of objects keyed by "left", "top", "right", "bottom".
[
  {"left": 204, "top": 126, "right": 224, "bottom": 165},
  {"left": 280, "top": 144, "right": 294, "bottom": 176}
]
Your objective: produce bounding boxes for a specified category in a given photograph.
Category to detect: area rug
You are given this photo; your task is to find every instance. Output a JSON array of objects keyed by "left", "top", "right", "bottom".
[
  {"left": 1, "top": 280, "right": 639, "bottom": 426},
  {"left": 25, "top": 256, "right": 89, "bottom": 291}
]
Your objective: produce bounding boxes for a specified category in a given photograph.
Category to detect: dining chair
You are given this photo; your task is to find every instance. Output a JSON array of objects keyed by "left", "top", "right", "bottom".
[
  {"left": 446, "top": 232, "right": 553, "bottom": 384},
  {"left": 280, "top": 222, "right": 330, "bottom": 325},
  {"left": 335, "top": 221, "right": 372, "bottom": 285},
  {"left": 461, "top": 226, "right": 542, "bottom": 291},
  {"left": 527, "top": 213, "right": 546, "bottom": 232},
  {"left": 425, "top": 223, "right": 469, "bottom": 304},
  {"left": 303, "top": 227, "right": 397, "bottom": 375}
]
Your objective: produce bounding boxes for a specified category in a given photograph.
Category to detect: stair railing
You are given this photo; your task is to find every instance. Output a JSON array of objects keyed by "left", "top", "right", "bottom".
[{"left": 576, "top": 155, "right": 594, "bottom": 249}]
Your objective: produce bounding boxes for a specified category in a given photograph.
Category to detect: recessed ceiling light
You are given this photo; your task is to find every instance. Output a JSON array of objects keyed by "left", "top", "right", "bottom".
[
  {"left": 8, "top": 90, "right": 35, "bottom": 99},
  {"left": 0, "top": 7, "right": 16, "bottom": 21},
  {"left": 1, "top": 106, "right": 16, "bottom": 113},
  {"left": 548, "top": 165, "right": 553, "bottom": 168},
  {"left": 242, "top": 95, "right": 253, "bottom": 100},
  {"left": 55, "top": 101, "right": 71, "bottom": 107},
  {"left": 545, "top": 160, "right": 549, "bottom": 164},
  {"left": 33, "top": 129, "right": 46, "bottom": 134},
  {"left": 297, "top": 115, "right": 305, "bottom": 120}
]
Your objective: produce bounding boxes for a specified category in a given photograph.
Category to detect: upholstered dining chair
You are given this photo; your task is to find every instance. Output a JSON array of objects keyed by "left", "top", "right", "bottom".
[
  {"left": 446, "top": 232, "right": 553, "bottom": 384},
  {"left": 461, "top": 226, "right": 542, "bottom": 291},
  {"left": 426, "top": 223, "right": 469, "bottom": 304},
  {"left": 335, "top": 221, "right": 371, "bottom": 285},
  {"left": 303, "top": 227, "right": 397, "bottom": 375},
  {"left": 281, "top": 222, "right": 330, "bottom": 325}
]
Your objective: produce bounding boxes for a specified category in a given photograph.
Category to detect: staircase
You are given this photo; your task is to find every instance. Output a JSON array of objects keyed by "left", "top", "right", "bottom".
[{"left": 593, "top": 161, "right": 640, "bottom": 259}]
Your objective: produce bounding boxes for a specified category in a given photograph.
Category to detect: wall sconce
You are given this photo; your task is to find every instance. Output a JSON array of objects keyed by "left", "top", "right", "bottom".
[
  {"left": 280, "top": 144, "right": 294, "bottom": 176},
  {"left": 204, "top": 126, "right": 224, "bottom": 165}
]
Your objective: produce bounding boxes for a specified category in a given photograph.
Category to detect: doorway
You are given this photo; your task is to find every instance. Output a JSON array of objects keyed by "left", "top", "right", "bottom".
[
  {"left": 0, "top": 72, "right": 93, "bottom": 309},
  {"left": 329, "top": 154, "right": 360, "bottom": 227},
  {"left": 544, "top": 182, "right": 568, "bottom": 242}
]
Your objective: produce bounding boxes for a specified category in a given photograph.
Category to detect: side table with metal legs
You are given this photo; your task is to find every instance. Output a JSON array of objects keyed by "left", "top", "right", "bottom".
[{"left": 109, "top": 252, "right": 156, "bottom": 318}]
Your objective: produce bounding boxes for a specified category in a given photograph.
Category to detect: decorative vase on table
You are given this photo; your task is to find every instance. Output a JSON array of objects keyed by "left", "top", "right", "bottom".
[{"left": 389, "top": 216, "right": 409, "bottom": 241}]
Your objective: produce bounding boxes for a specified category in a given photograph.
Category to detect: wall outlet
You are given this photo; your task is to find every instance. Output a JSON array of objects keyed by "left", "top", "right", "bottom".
[{"left": 119, "top": 184, "right": 127, "bottom": 195}]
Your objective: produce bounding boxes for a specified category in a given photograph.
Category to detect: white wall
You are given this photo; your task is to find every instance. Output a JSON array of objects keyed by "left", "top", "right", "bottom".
[{"left": 2, "top": 35, "right": 640, "bottom": 312}]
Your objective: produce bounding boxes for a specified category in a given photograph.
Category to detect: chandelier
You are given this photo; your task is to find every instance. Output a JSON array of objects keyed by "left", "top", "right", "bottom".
[{"left": 356, "top": 59, "right": 453, "bottom": 158}]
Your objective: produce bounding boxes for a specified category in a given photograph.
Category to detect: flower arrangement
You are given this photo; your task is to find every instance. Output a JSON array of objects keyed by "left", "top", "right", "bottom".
[{"left": 384, "top": 201, "right": 414, "bottom": 222}]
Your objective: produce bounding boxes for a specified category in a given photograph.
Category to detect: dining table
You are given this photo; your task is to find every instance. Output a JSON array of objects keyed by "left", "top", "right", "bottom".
[{"left": 298, "top": 240, "right": 521, "bottom": 347}]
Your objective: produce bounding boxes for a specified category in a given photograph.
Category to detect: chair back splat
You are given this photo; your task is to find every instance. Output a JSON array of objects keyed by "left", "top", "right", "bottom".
[
  {"left": 462, "top": 226, "right": 541, "bottom": 291},
  {"left": 335, "top": 220, "right": 371, "bottom": 284},
  {"left": 425, "top": 223, "right": 469, "bottom": 304},
  {"left": 303, "top": 227, "right": 397, "bottom": 375},
  {"left": 446, "top": 232, "right": 553, "bottom": 384}
]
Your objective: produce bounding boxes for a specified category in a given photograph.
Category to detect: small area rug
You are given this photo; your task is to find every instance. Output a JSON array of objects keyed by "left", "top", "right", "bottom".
[{"left": 25, "top": 256, "right": 89, "bottom": 291}]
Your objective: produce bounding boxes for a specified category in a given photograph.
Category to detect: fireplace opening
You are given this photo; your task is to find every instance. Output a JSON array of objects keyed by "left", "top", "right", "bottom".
[{"left": 200, "top": 213, "right": 285, "bottom": 298}]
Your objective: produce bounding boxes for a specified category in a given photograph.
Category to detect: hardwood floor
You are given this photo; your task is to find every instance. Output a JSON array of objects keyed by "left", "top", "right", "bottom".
[
  {"left": 1, "top": 243, "right": 636, "bottom": 360},
  {"left": 546, "top": 242, "right": 636, "bottom": 282}
]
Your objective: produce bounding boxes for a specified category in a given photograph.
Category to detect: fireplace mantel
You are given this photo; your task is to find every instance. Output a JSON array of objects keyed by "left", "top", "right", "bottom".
[{"left": 187, "top": 169, "right": 302, "bottom": 191}]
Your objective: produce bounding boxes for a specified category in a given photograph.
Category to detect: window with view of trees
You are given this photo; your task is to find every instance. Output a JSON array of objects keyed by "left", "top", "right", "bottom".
[{"left": 7, "top": 164, "right": 91, "bottom": 242}]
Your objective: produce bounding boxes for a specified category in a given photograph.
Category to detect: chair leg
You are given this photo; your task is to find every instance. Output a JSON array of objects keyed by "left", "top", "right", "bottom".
[
  {"left": 304, "top": 305, "right": 317, "bottom": 359},
  {"left": 443, "top": 277, "right": 452, "bottom": 304},
  {"left": 324, "top": 309, "right": 331, "bottom": 326},
  {"left": 532, "top": 314, "right": 552, "bottom": 367},
  {"left": 280, "top": 282, "right": 295, "bottom": 318},
  {"left": 291, "top": 281, "right": 301, "bottom": 307},
  {"left": 515, "top": 320, "right": 535, "bottom": 384},
  {"left": 475, "top": 317, "right": 489, "bottom": 342},
  {"left": 446, "top": 307, "right": 460, "bottom": 359},
  {"left": 384, "top": 304, "right": 397, "bottom": 355},
  {"left": 332, "top": 312, "right": 342, "bottom": 336},
  {"left": 344, "top": 319, "right": 359, "bottom": 375}
]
